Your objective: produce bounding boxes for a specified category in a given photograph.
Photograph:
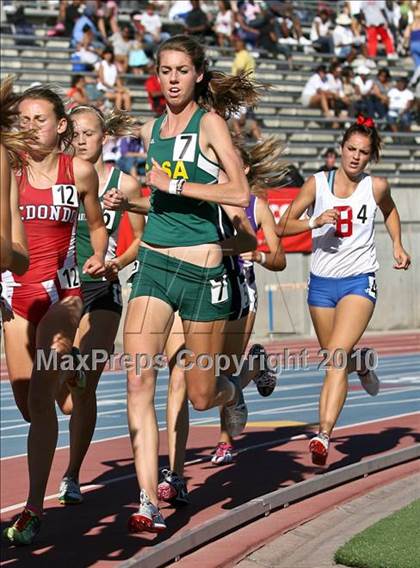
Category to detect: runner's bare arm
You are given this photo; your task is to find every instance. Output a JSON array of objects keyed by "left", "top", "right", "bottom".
[
  {"left": 242, "top": 199, "right": 286, "bottom": 271},
  {"left": 146, "top": 113, "right": 250, "bottom": 207},
  {"left": 7, "top": 173, "right": 29, "bottom": 275},
  {"left": 219, "top": 203, "right": 257, "bottom": 256},
  {"left": 75, "top": 157, "right": 108, "bottom": 276},
  {"left": 373, "top": 176, "right": 411, "bottom": 270},
  {"left": 0, "top": 144, "right": 12, "bottom": 270}
]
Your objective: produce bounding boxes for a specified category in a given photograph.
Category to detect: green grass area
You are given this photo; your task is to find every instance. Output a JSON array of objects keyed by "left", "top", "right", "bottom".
[{"left": 335, "top": 499, "right": 420, "bottom": 568}]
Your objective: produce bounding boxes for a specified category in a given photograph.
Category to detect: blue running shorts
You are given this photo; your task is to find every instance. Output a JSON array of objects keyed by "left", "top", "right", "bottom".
[{"left": 308, "top": 272, "right": 377, "bottom": 308}]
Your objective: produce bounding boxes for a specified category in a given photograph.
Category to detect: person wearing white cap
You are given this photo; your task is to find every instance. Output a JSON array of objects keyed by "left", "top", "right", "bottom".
[
  {"left": 353, "top": 64, "right": 374, "bottom": 115},
  {"left": 333, "top": 13, "right": 357, "bottom": 60}
]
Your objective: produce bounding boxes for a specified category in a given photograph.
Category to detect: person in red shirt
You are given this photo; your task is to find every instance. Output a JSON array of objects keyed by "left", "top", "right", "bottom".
[{"left": 145, "top": 62, "right": 166, "bottom": 116}]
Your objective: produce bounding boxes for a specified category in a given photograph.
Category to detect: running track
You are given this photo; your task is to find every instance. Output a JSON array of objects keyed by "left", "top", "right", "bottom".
[{"left": 1, "top": 332, "right": 419, "bottom": 566}]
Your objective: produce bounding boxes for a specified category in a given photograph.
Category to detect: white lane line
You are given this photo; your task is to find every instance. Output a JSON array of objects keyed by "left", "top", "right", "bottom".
[{"left": 1, "top": 411, "right": 418, "bottom": 514}]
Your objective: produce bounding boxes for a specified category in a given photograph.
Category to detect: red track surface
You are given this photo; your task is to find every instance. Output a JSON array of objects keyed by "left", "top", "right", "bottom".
[{"left": 1, "top": 413, "right": 419, "bottom": 567}]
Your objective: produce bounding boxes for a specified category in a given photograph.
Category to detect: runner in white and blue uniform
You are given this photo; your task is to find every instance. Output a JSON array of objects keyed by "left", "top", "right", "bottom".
[{"left": 277, "top": 117, "right": 411, "bottom": 465}]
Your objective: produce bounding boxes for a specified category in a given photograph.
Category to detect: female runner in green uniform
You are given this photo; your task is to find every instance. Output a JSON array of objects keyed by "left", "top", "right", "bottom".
[
  {"left": 56, "top": 105, "right": 144, "bottom": 504},
  {"left": 121, "top": 35, "right": 266, "bottom": 533}
]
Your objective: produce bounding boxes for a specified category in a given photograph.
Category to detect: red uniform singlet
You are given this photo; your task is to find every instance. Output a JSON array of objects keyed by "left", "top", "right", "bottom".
[{"left": 2, "top": 153, "right": 82, "bottom": 325}]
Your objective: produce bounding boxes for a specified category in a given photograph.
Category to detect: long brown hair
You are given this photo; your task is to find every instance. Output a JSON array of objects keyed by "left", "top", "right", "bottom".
[
  {"left": 16, "top": 84, "right": 74, "bottom": 151},
  {"left": 157, "top": 35, "right": 266, "bottom": 118},
  {"left": 0, "top": 76, "right": 38, "bottom": 168},
  {"left": 69, "top": 105, "right": 135, "bottom": 137},
  {"left": 236, "top": 136, "right": 290, "bottom": 196}
]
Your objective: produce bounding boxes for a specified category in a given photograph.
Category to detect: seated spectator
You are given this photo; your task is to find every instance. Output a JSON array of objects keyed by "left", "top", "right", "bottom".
[
  {"left": 48, "top": 0, "right": 83, "bottom": 37},
  {"left": 234, "top": 0, "right": 263, "bottom": 47},
  {"left": 275, "top": 1, "right": 309, "bottom": 46},
  {"left": 185, "top": 0, "right": 211, "bottom": 39},
  {"left": 301, "top": 64, "right": 336, "bottom": 119},
  {"left": 72, "top": 24, "right": 102, "bottom": 71},
  {"left": 168, "top": 0, "right": 193, "bottom": 23},
  {"left": 333, "top": 13, "right": 359, "bottom": 62},
  {"left": 311, "top": 9, "right": 334, "bottom": 53},
  {"left": 230, "top": 37, "right": 261, "bottom": 140},
  {"left": 353, "top": 64, "right": 374, "bottom": 115},
  {"left": 96, "top": 48, "right": 132, "bottom": 111},
  {"left": 145, "top": 62, "right": 166, "bottom": 116},
  {"left": 327, "top": 62, "right": 349, "bottom": 125},
  {"left": 128, "top": 31, "right": 151, "bottom": 75},
  {"left": 368, "top": 67, "right": 391, "bottom": 118},
  {"left": 109, "top": 21, "right": 135, "bottom": 73},
  {"left": 214, "top": 0, "right": 234, "bottom": 47},
  {"left": 317, "top": 148, "right": 338, "bottom": 172},
  {"left": 134, "top": 3, "right": 170, "bottom": 49},
  {"left": 71, "top": 3, "right": 106, "bottom": 49},
  {"left": 67, "top": 74, "right": 90, "bottom": 107},
  {"left": 386, "top": 76, "right": 415, "bottom": 131},
  {"left": 231, "top": 36, "right": 255, "bottom": 77},
  {"left": 117, "top": 121, "right": 147, "bottom": 179},
  {"left": 341, "top": 66, "right": 360, "bottom": 116},
  {"left": 360, "top": 0, "right": 397, "bottom": 59}
]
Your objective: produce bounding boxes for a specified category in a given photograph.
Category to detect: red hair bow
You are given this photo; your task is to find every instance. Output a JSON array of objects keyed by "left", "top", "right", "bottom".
[{"left": 356, "top": 115, "right": 375, "bottom": 128}]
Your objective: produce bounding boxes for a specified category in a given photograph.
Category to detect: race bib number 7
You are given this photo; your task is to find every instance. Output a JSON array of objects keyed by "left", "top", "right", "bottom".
[
  {"left": 210, "top": 275, "right": 229, "bottom": 304},
  {"left": 57, "top": 266, "right": 80, "bottom": 289},
  {"left": 52, "top": 184, "right": 79, "bottom": 207}
]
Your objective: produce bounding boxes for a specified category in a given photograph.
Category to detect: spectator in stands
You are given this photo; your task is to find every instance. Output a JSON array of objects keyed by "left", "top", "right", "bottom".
[
  {"left": 333, "top": 13, "right": 359, "bottom": 62},
  {"left": 71, "top": 3, "right": 106, "bottom": 49},
  {"left": 117, "top": 121, "right": 147, "bottom": 179},
  {"left": 274, "top": 1, "right": 308, "bottom": 46},
  {"left": 301, "top": 64, "right": 336, "bottom": 119},
  {"left": 72, "top": 24, "right": 102, "bottom": 70},
  {"left": 386, "top": 76, "right": 415, "bottom": 132},
  {"left": 128, "top": 31, "right": 151, "bottom": 75},
  {"left": 109, "top": 21, "right": 135, "bottom": 73},
  {"left": 134, "top": 3, "right": 169, "bottom": 49},
  {"left": 67, "top": 75, "right": 90, "bottom": 107},
  {"left": 231, "top": 36, "right": 256, "bottom": 77},
  {"left": 230, "top": 37, "right": 261, "bottom": 140},
  {"left": 354, "top": 64, "right": 374, "bottom": 115},
  {"left": 185, "top": 0, "right": 211, "bottom": 39},
  {"left": 214, "top": 0, "right": 234, "bottom": 47},
  {"left": 317, "top": 147, "right": 338, "bottom": 172},
  {"left": 368, "top": 67, "right": 391, "bottom": 118},
  {"left": 327, "top": 62, "right": 349, "bottom": 126},
  {"left": 234, "top": 0, "right": 263, "bottom": 47},
  {"left": 96, "top": 47, "right": 132, "bottom": 111},
  {"left": 145, "top": 62, "right": 166, "bottom": 116},
  {"left": 360, "top": 0, "right": 397, "bottom": 59},
  {"left": 384, "top": 0, "right": 401, "bottom": 53},
  {"left": 404, "top": 4, "right": 420, "bottom": 86},
  {"left": 341, "top": 66, "right": 360, "bottom": 116},
  {"left": 168, "top": 1, "right": 193, "bottom": 22},
  {"left": 310, "top": 9, "right": 334, "bottom": 53},
  {"left": 48, "top": 0, "right": 83, "bottom": 37}
]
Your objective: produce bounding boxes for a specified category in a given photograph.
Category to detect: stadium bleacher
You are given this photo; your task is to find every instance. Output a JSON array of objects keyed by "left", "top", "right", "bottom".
[{"left": 1, "top": 1, "right": 419, "bottom": 189}]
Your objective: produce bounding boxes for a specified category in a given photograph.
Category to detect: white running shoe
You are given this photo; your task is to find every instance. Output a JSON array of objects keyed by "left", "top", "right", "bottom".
[
  {"left": 128, "top": 490, "right": 166, "bottom": 534},
  {"left": 249, "top": 344, "right": 277, "bottom": 397},
  {"left": 309, "top": 432, "right": 330, "bottom": 466},
  {"left": 223, "top": 375, "right": 248, "bottom": 438},
  {"left": 58, "top": 477, "right": 83, "bottom": 505},
  {"left": 357, "top": 348, "right": 380, "bottom": 396},
  {"left": 211, "top": 442, "right": 234, "bottom": 465}
]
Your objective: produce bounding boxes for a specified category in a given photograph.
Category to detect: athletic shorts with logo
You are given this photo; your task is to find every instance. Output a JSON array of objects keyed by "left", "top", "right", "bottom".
[{"left": 130, "top": 248, "right": 232, "bottom": 321}]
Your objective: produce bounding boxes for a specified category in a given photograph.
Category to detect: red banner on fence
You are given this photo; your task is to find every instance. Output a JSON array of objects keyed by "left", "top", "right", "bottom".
[{"left": 257, "top": 188, "right": 312, "bottom": 253}]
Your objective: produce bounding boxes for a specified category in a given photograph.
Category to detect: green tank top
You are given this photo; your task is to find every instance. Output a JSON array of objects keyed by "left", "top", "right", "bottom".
[
  {"left": 141, "top": 107, "right": 221, "bottom": 247},
  {"left": 77, "top": 166, "right": 123, "bottom": 283}
]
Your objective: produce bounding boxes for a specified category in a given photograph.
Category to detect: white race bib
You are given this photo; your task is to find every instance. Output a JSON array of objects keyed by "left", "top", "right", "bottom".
[
  {"left": 57, "top": 265, "right": 80, "bottom": 289},
  {"left": 52, "top": 184, "right": 79, "bottom": 207}
]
